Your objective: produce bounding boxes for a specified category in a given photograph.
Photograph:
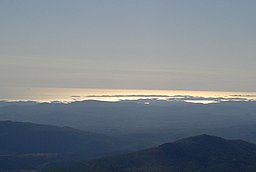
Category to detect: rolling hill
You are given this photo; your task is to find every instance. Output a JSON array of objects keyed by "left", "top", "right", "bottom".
[
  {"left": 58, "top": 135, "right": 256, "bottom": 172},
  {"left": 0, "top": 121, "right": 126, "bottom": 171}
]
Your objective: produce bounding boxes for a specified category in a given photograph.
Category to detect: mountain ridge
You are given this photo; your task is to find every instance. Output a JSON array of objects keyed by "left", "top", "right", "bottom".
[
  {"left": 0, "top": 120, "right": 128, "bottom": 171},
  {"left": 57, "top": 134, "right": 256, "bottom": 172}
]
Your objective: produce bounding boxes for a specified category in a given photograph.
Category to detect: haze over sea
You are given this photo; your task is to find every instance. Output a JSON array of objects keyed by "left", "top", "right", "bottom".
[{"left": 2, "top": 88, "right": 256, "bottom": 103}]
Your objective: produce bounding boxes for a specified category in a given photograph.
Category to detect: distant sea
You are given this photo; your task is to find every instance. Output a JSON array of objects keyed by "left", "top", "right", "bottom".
[{"left": 1, "top": 88, "right": 256, "bottom": 104}]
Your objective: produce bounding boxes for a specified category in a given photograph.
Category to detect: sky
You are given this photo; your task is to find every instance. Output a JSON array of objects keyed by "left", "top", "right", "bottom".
[{"left": 1, "top": 0, "right": 256, "bottom": 100}]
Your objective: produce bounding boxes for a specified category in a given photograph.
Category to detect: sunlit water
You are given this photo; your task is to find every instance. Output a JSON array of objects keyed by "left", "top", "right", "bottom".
[{"left": 2, "top": 88, "right": 256, "bottom": 104}]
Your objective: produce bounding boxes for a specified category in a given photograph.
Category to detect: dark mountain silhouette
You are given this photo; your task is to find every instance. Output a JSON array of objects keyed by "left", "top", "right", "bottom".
[
  {"left": 0, "top": 121, "right": 127, "bottom": 171},
  {"left": 0, "top": 121, "right": 117, "bottom": 154},
  {"left": 59, "top": 135, "right": 256, "bottom": 172}
]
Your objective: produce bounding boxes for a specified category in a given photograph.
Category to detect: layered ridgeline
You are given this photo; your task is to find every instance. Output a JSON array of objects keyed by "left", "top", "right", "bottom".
[
  {"left": 57, "top": 135, "right": 256, "bottom": 172},
  {"left": 2, "top": 100, "right": 256, "bottom": 148},
  {"left": 0, "top": 121, "right": 130, "bottom": 171},
  {"left": 1, "top": 100, "right": 256, "bottom": 135}
]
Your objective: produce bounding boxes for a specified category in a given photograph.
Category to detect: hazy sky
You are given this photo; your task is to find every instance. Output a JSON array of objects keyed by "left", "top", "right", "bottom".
[{"left": 1, "top": 0, "right": 256, "bottom": 98}]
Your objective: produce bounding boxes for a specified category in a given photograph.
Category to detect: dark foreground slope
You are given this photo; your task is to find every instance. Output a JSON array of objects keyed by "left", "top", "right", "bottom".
[
  {"left": 58, "top": 135, "right": 256, "bottom": 172},
  {"left": 0, "top": 121, "right": 124, "bottom": 171}
]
